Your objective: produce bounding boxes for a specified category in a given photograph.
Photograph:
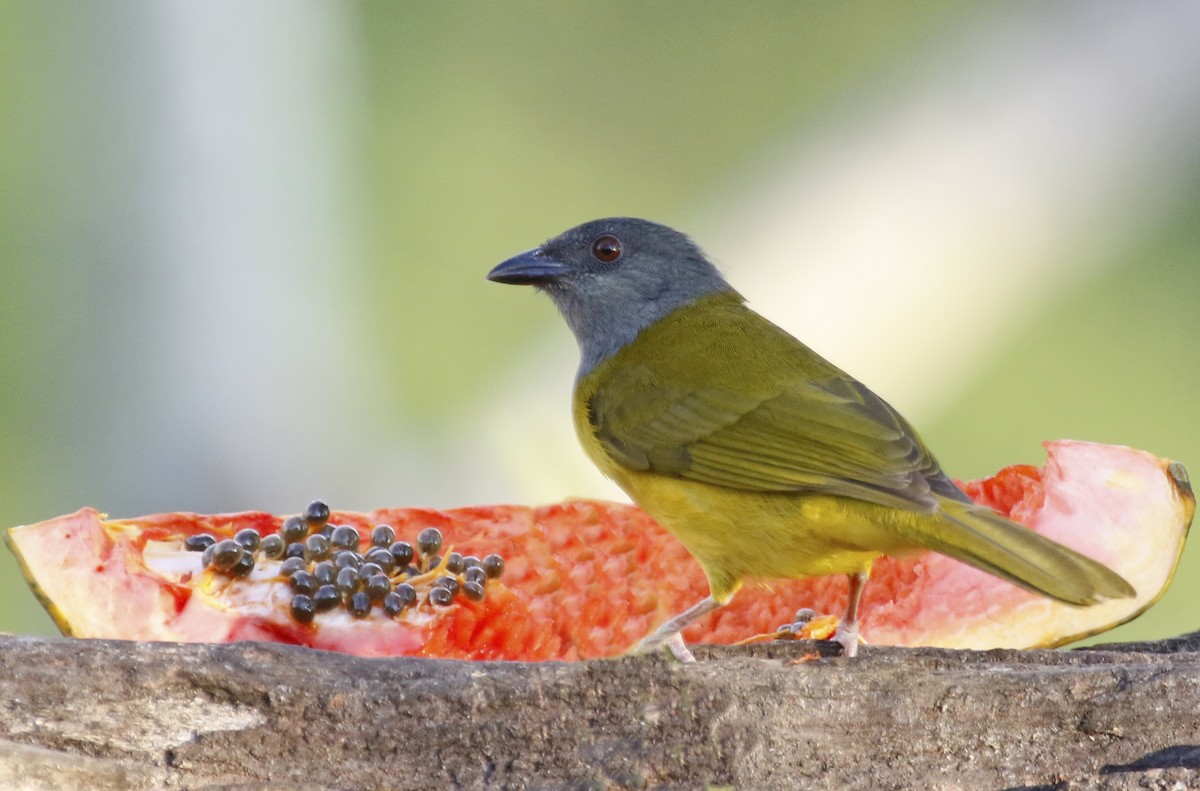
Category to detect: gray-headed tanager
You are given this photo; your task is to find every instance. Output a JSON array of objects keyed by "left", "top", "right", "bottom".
[{"left": 487, "top": 217, "right": 1134, "bottom": 660}]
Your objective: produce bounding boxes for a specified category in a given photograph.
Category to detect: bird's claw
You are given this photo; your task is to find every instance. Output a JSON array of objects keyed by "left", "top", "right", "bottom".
[
  {"left": 832, "top": 621, "right": 864, "bottom": 658},
  {"left": 631, "top": 630, "right": 696, "bottom": 663}
]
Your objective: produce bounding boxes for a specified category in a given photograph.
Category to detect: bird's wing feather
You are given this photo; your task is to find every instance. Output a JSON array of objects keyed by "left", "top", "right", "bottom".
[{"left": 589, "top": 363, "right": 965, "bottom": 513}]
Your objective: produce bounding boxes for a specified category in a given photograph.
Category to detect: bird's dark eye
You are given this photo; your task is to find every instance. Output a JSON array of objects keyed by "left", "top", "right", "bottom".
[{"left": 591, "top": 234, "right": 623, "bottom": 264}]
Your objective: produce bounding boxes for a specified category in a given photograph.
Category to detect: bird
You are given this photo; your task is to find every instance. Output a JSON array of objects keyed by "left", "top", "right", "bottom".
[{"left": 486, "top": 217, "right": 1135, "bottom": 660}]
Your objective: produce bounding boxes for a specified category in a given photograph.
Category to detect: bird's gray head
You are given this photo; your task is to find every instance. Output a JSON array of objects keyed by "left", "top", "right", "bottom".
[{"left": 487, "top": 218, "right": 738, "bottom": 373}]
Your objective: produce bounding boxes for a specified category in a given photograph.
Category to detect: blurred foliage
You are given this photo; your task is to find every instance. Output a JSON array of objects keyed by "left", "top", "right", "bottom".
[
  {"left": 927, "top": 206, "right": 1200, "bottom": 643},
  {"left": 355, "top": 1, "right": 972, "bottom": 418}
]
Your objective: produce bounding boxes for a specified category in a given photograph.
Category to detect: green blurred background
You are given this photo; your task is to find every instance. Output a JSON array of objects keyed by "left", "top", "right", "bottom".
[{"left": 2, "top": 2, "right": 1198, "bottom": 644}]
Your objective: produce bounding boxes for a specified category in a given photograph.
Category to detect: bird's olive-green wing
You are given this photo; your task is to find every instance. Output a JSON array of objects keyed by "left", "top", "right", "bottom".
[{"left": 587, "top": 363, "right": 967, "bottom": 513}]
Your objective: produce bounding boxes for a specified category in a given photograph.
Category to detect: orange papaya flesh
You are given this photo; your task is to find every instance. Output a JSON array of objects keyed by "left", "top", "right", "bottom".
[{"left": 5, "top": 440, "right": 1192, "bottom": 659}]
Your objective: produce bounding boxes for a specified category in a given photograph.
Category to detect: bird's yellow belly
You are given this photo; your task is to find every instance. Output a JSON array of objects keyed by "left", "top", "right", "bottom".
[{"left": 612, "top": 468, "right": 918, "bottom": 602}]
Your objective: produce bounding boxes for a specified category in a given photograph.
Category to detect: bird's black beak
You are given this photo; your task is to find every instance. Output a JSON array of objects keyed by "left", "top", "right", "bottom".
[{"left": 486, "top": 248, "right": 567, "bottom": 286}]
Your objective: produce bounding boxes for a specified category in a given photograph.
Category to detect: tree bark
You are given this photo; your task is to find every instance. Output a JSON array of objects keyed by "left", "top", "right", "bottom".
[{"left": 1, "top": 633, "right": 1199, "bottom": 790}]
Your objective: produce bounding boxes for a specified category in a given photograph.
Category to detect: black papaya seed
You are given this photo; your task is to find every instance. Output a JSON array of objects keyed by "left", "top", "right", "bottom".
[
  {"left": 281, "top": 515, "right": 308, "bottom": 544},
  {"left": 304, "top": 500, "right": 331, "bottom": 530},
  {"left": 349, "top": 591, "right": 371, "bottom": 618},
  {"left": 416, "top": 527, "right": 443, "bottom": 559},
  {"left": 184, "top": 534, "right": 216, "bottom": 552},
  {"left": 482, "top": 553, "right": 505, "bottom": 579},
  {"left": 370, "top": 524, "right": 396, "bottom": 547},
  {"left": 210, "top": 539, "right": 243, "bottom": 571},
  {"left": 291, "top": 594, "right": 315, "bottom": 623}
]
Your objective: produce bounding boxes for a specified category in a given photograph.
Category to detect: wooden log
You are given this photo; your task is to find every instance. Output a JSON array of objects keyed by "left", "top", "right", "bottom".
[{"left": 1, "top": 633, "right": 1199, "bottom": 790}]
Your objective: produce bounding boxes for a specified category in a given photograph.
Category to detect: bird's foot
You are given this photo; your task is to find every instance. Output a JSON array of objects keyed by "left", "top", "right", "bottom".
[
  {"left": 628, "top": 595, "right": 720, "bottom": 662},
  {"left": 664, "top": 632, "right": 696, "bottom": 662},
  {"left": 832, "top": 619, "right": 863, "bottom": 658},
  {"left": 631, "top": 629, "right": 696, "bottom": 662}
]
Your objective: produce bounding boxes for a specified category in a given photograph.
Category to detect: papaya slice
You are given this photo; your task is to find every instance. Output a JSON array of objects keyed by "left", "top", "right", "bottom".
[{"left": 4, "top": 440, "right": 1192, "bottom": 659}]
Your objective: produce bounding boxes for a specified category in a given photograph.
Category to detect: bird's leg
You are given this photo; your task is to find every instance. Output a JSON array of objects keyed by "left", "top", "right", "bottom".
[
  {"left": 664, "top": 632, "right": 696, "bottom": 663},
  {"left": 833, "top": 569, "right": 869, "bottom": 657},
  {"left": 631, "top": 595, "right": 721, "bottom": 662}
]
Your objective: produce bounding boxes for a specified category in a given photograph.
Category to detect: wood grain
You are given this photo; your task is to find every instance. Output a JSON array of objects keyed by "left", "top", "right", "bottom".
[{"left": 2, "top": 633, "right": 1199, "bottom": 790}]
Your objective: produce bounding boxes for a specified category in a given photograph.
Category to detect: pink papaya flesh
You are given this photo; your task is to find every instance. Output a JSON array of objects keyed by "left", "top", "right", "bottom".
[{"left": 4, "top": 440, "right": 1192, "bottom": 659}]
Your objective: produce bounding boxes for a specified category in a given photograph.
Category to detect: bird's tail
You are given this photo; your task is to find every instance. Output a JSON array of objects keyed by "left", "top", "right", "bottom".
[{"left": 919, "top": 497, "right": 1135, "bottom": 605}]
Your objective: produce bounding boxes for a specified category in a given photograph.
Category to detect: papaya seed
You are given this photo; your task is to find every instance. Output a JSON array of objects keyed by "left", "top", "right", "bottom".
[
  {"left": 184, "top": 534, "right": 216, "bottom": 552},
  {"left": 304, "top": 500, "right": 331, "bottom": 530}
]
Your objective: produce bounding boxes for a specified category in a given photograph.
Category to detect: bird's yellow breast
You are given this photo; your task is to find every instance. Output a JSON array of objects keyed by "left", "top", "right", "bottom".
[{"left": 573, "top": 366, "right": 916, "bottom": 601}]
